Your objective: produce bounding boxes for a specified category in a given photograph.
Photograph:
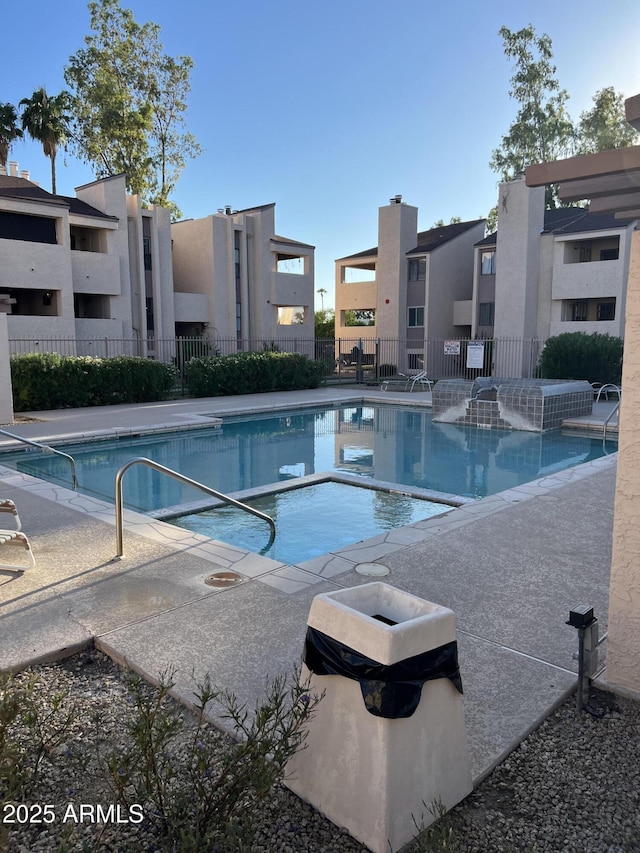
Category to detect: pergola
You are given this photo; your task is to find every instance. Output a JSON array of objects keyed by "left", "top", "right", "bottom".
[
  {"left": 525, "top": 94, "right": 640, "bottom": 216},
  {"left": 525, "top": 93, "right": 640, "bottom": 696}
]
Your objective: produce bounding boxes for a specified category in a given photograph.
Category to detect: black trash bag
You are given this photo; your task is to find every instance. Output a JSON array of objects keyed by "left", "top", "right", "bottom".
[{"left": 304, "top": 626, "right": 463, "bottom": 719}]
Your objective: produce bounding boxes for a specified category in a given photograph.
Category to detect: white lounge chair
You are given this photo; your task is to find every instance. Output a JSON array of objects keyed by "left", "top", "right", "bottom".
[
  {"left": 0, "top": 499, "right": 35, "bottom": 572},
  {"left": 381, "top": 371, "right": 434, "bottom": 392}
]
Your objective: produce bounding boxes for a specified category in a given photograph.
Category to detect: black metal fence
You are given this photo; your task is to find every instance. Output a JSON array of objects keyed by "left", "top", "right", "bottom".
[{"left": 8, "top": 335, "right": 546, "bottom": 390}]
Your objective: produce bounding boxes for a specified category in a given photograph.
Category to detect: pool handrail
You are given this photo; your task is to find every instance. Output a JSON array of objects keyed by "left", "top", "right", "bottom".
[
  {"left": 114, "top": 456, "right": 276, "bottom": 558},
  {"left": 0, "top": 428, "right": 78, "bottom": 489},
  {"left": 603, "top": 400, "right": 621, "bottom": 446}
]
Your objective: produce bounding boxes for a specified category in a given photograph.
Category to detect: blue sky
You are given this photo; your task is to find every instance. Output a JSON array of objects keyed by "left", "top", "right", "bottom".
[{"left": 4, "top": 0, "right": 640, "bottom": 308}]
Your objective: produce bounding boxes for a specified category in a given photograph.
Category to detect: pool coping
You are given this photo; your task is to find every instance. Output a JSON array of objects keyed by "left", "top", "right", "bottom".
[{"left": 0, "top": 447, "right": 618, "bottom": 595}]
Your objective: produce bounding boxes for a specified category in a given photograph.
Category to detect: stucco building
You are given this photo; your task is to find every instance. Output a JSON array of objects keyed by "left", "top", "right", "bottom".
[
  {"left": 171, "top": 203, "right": 315, "bottom": 346},
  {"left": 472, "top": 176, "right": 638, "bottom": 345},
  {"left": 0, "top": 164, "right": 173, "bottom": 355},
  {"left": 0, "top": 164, "right": 314, "bottom": 358},
  {"left": 335, "top": 196, "right": 485, "bottom": 371}
]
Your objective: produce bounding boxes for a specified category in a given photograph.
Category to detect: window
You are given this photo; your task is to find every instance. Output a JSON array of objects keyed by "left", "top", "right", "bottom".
[
  {"left": 408, "top": 258, "right": 426, "bottom": 281},
  {"left": 0, "top": 212, "right": 57, "bottom": 244},
  {"left": 143, "top": 236, "right": 152, "bottom": 271},
  {"left": 478, "top": 302, "right": 495, "bottom": 326},
  {"left": 407, "top": 352, "right": 424, "bottom": 370},
  {"left": 579, "top": 245, "right": 592, "bottom": 263},
  {"left": 570, "top": 300, "right": 588, "bottom": 322},
  {"left": 600, "top": 248, "right": 619, "bottom": 261},
  {"left": 597, "top": 301, "right": 615, "bottom": 321},
  {"left": 408, "top": 306, "right": 424, "bottom": 327},
  {"left": 480, "top": 250, "right": 496, "bottom": 275}
]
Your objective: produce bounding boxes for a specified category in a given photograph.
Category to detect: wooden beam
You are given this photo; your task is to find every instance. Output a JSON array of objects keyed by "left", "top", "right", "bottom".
[
  {"left": 588, "top": 192, "right": 640, "bottom": 214},
  {"left": 626, "top": 94, "right": 640, "bottom": 132},
  {"left": 526, "top": 146, "right": 640, "bottom": 187},
  {"left": 615, "top": 208, "right": 640, "bottom": 219},
  {"left": 557, "top": 171, "right": 640, "bottom": 202}
]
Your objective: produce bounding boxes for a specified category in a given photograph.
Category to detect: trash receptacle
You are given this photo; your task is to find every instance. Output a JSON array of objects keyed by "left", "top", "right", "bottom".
[{"left": 285, "top": 582, "right": 472, "bottom": 853}]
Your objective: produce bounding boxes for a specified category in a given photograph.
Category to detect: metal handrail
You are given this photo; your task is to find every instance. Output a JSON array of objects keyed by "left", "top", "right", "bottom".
[
  {"left": 603, "top": 400, "right": 621, "bottom": 445},
  {"left": 114, "top": 457, "right": 276, "bottom": 558},
  {"left": 0, "top": 427, "right": 78, "bottom": 489}
]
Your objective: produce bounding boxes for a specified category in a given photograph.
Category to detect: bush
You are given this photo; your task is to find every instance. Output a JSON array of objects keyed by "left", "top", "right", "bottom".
[
  {"left": 10, "top": 354, "right": 178, "bottom": 412},
  {"left": 183, "top": 351, "right": 325, "bottom": 397},
  {"left": 379, "top": 364, "right": 397, "bottom": 378},
  {"left": 104, "top": 668, "right": 320, "bottom": 849},
  {"left": 537, "top": 332, "right": 623, "bottom": 386}
]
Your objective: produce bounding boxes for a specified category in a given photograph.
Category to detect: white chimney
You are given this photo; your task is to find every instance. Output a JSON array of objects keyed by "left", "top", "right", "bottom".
[
  {"left": 0, "top": 166, "right": 6, "bottom": 176},
  {"left": 9, "top": 161, "right": 19, "bottom": 177},
  {"left": 20, "top": 170, "right": 30, "bottom": 181}
]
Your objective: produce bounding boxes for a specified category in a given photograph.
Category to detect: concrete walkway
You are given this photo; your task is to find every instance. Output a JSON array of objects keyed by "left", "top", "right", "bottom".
[{"left": 0, "top": 388, "right": 617, "bottom": 783}]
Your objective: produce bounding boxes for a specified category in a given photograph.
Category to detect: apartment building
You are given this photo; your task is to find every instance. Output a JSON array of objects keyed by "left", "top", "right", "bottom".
[
  {"left": 0, "top": 164, "right": 314, "bottom": 358},
  {"left": 472, "top": 175, "right": 638, "bottom": 344},
  {"left": 335, "top": 195, "right": 485, "bottom": 371},
  {"left": 171, "top": 203, "right": 315, "bottom": 345},
  {"left": 0, "top": 164, "right": 174, "bottom": 354}
]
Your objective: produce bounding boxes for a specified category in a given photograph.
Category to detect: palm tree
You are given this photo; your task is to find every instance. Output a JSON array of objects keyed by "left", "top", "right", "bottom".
[
  {"left": 20, "top": 88, "right": 71, "bottom": 194},
  {"left": 317, "top": 288, "right": 327, "bottom": 310},
  {"left": 0, "top": 102, "right": 23, "bottom": 171}
]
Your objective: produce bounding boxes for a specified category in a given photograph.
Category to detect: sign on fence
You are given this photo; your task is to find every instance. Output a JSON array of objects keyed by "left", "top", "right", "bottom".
[
  {"left": 443, "top": 340, "right": 460, "bottom": 356},
  {"left": 466, "top": 341, "right": 485, "bottom": 369}
]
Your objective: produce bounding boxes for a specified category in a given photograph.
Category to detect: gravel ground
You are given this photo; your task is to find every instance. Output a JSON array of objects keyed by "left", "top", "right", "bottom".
[{"left": 2, "top": 646, "right": 640, "bottom": 853}]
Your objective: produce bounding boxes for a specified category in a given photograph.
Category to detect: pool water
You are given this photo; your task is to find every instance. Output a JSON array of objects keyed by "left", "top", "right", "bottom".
[
  {"left": 1, "top": 405, "right": 613, "bottom": 512},
  {"left": 173, "top": 481, "right": 448, "bottom": 564}
]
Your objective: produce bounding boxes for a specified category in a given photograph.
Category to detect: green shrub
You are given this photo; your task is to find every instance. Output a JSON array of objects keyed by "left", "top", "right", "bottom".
[
  {"left": 379, "top": 364, "right": 397, "bottom": 378},
  {"left": 10, "top": 354, "right": 177, "bottom": 412},
  {"left": 537, "top": 332, "right": 623, "bottom": 386},
  {"left": 184, "top": 351, "right": 324, "bottom": 397},
  {"left": 104, "top": 668, "right": 320, "bottom": 849}
]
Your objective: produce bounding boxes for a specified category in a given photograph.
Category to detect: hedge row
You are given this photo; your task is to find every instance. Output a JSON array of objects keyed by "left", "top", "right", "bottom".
[
  {"left": 537, "top": 332, "right": 623, "bottom": 387},
  {"left": 11, "top": 353, "right": 178, "bottom": 412},
  {"left": 183, "top": 351, "right": 325, "bottom": 397}
]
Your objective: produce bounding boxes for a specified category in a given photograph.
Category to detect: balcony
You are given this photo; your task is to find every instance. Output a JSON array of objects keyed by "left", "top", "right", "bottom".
[{"left": 72, "top": 251, "right": 121, "bottom": 295}]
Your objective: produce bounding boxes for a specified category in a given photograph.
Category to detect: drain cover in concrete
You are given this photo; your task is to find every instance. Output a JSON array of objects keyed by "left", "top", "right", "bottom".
[
  {"left": 354, "top": 563, "right": 390, "bottom": 577},
  {"left": 205, "top": 571, "right": 243, "bottom": 587}
]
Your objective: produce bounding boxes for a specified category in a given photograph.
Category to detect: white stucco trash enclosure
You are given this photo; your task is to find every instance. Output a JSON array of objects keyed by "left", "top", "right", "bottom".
[{"left": 285, "top": 582, "right": 473, "bottom": 853}]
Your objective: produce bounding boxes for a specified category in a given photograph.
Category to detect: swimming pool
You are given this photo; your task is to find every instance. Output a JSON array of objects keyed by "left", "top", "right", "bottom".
[{"left": 0, "top": 404, "right": 614, "bottom": 560}]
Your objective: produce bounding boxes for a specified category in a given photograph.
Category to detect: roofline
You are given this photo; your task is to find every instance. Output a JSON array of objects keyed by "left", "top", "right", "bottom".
[{"left": 74, "top": 173, "right": 127, "bottom": 192}]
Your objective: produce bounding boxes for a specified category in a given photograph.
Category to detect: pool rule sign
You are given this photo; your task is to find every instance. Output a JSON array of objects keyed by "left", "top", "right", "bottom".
[{"left": 466, "top": 341, "right": 485, "bottom": 369}]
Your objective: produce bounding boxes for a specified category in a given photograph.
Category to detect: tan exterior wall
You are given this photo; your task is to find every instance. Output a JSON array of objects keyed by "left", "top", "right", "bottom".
[
  {"left": 171, "top": 206, "right": 314, "bottom": 344},
  {"left": 494, "top": 177, "right": 545, "bottom": 342},
  {"left": 607, "top": 226, "right": 640, "bottom": 692},
  {"left": 426, "top": 222, "right": 484, "bottom": 339},
  {"left": 376, "top": 201, "right": 418, "bottom": 340},
  {"left": 77, "top": 175, "right": 135, "bottom": 340}
]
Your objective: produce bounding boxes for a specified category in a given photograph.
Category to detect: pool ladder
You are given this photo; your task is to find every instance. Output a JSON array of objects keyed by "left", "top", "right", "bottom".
[
  {"left": 114, "top": 457, "right": 276, "bottom": 558},
  {"left": 0, "top": 427, "right": 78, "bottom": 489}
]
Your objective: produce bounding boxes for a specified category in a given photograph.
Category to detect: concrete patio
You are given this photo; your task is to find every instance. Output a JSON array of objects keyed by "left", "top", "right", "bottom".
[{"left": 0, "top": 387, "right": 617, "bottom": 784}]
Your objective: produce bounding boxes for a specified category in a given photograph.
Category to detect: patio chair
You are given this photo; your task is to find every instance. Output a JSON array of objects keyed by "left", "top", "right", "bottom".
[
  {"left": 592, "top": 383, "right": 621, "bottom": 403},
  {"left": 381, "top": 371, "right": 434, "bottom": 392},
  {"left": 0, "top": 499, "right": 35, "bottom": 572}
]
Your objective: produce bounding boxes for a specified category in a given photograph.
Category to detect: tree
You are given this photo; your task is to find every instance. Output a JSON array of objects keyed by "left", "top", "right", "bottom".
[
  {"left": 19, "top": 88, "right": 72, "bottom": 194},
  {"left": 315, "top": 308, "right": 335, "bottom": 339},
  {"left": 432, "top": 216, "right": 462, "bottom": 227},
  {"left": 317, "top": 288, "right": 327, "bottom": 310},
  {"left": 0, "top": 102, "right": 23, "bottom": 170},
  {"left": 65, "top": 0, "right": 201, "bottom": 216},
  {"left": 490, "top": 24, "right": 575, "bottom": 207},
  {"left": 576, "top": 87, "right": 639, "bottom": 155}
]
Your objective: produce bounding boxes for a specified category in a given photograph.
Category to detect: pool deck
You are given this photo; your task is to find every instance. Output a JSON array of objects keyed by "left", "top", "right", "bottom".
[{"left": 0, "top": 388, "right": 619, "bottom": 787}]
